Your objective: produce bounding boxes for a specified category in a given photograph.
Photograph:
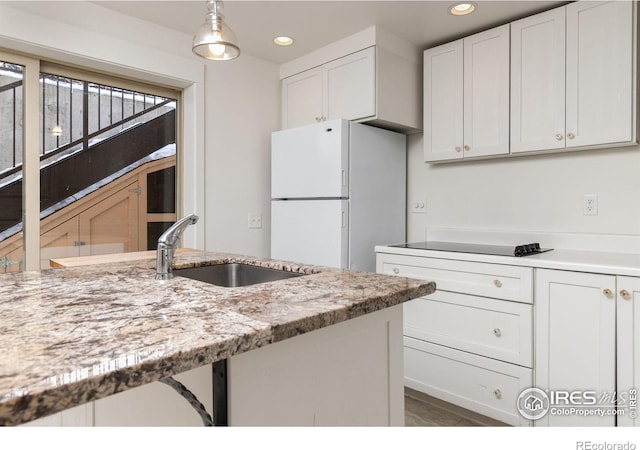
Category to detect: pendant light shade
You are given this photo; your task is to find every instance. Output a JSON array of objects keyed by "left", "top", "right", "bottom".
[{"left": 192, "top": 0, "right": 240, "bottom": 61}]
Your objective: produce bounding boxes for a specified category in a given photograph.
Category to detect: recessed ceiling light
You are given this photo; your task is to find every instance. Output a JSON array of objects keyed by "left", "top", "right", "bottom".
[
  {"left": 450, "top": 3, "right": 476, "bottom": 16},
  {"left": 273, "top": 36, "right": 294, "bottom": 46}
]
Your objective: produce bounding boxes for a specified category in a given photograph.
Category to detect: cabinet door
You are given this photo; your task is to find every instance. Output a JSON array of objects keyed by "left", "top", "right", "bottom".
[
  {"left": 423, "top": 40, "right": 464, "bottom": 162},
  {"left": 535, "top": 269, "right": 616, "bottom": 426},
  {"left": 617, "top": 276, "right": 640, "bottom": 427},
  {"left": 78, "top": 183, "right": 140, "bottom": 256},
  {"left": 510, "top": 7, "right": 566, "bottom": 153},
  {"left": 463, "top": 24, "right": 510, "bottom": 158},
  {"left": 40, "top": 217, "right": 80, "bottom": 269},
  {"left": 324, "top": 47, "right": 376, "bottom": 122},
  {"left": 566, "top": 0, "right": 635, "bottom": 148},
  {"left": 281, "top": 66, "right": 324, "bottom": 129}
]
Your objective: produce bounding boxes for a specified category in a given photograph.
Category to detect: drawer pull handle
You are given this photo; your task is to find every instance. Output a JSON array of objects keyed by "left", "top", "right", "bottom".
[
  {"left": 393, "top": 268, "right": 400, "bottom": 274},
  {"left": 493, "top": 389, "right": 502, "bottom": 399},
  {"left": 493, "top": 279, "right": 502, "bottom": 288},
  {"left": 620, "top": 290, "right": 631, "bottom": 300},
  {"left": 603, "top": 289, "right": 613, "bottom": 298},
  {"left": 493, "top": 328, "right": 502, "bottom": 337}
]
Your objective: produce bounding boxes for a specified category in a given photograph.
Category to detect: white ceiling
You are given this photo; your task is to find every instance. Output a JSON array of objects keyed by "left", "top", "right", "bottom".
[{"left": 93, "top": 0, "right": 568, "bottom": 64}]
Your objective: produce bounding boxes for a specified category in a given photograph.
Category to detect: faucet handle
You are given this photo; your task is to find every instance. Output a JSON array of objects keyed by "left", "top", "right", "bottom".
[{"left": 156, "top": 214, "right": 199, "bottom": 280}]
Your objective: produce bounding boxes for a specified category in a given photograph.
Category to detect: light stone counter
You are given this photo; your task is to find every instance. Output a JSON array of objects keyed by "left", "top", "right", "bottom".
[{"left": 0, "top": 250, "right": 434, "bottom": 426}]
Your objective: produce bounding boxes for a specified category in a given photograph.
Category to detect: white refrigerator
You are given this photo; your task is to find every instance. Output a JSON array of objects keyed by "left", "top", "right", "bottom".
[{"left": 271, "top": 119, "right": 406, "bottom": 272}]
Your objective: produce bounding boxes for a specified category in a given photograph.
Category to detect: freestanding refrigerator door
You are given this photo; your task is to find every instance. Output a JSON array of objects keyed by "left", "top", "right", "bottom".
[
  {"left": 271, "top": 199, "right": 348, "bottom": 269},
  {"left": 271, "top": 119, "right": 349, "bottom": 199}
]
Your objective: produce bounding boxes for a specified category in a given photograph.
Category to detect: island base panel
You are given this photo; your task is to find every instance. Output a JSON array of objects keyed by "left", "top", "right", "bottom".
[{"left": 227, "top": 305, "right": 404, "bottom": 426}]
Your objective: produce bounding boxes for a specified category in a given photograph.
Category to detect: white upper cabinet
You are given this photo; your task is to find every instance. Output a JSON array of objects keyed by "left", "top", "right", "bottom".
[
  {"left": 281, "top": 67, "right": 324, "bottom": 130},
  {"left": 283, "top": 48, "right": 375, "bottom": 128},
  {"left": 424, "top": 24, "right": 510, "bottom": 162},
  {"left": 510, "top": 7, "right": 566, "bottom": 153},
  {"left": 512, "top": 1, "right": 637, "bottom": 153},
  {"left": 566, "top": 0, "right": 635, "bottom": 149},
  {"left": 281, "top": 36, "right": 422, "bottom": 133},
  {"left": 463, "top": 25, "right": 510, "bottom": 158},
  {"left": 324, "top": 48, "right": 376, "bottom": 123},
  {"left": 423, "top": 41, "right": 464, "bottom": 161}
]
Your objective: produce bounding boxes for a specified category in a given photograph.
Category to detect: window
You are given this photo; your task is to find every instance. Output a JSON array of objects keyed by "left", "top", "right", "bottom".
[
  {"left": 0, "top": 58, "right": 25, "bottom": 272},
  {"left": 0, "top": 51, "right": 180, "bottom": 272}
]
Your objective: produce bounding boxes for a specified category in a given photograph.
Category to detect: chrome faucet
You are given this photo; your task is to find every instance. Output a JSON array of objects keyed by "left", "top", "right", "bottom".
[{"left": 155, "top": 214, "right": 199, "bottom": 280}]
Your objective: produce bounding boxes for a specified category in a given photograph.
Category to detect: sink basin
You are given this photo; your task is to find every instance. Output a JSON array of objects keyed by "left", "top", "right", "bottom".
[{"left": 173, "top": 263, "right": 305, "bottom": 287}]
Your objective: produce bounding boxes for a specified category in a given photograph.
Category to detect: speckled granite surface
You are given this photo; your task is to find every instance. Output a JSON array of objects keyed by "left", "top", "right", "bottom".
[{"left": 0, "top": 250, "right": 434, "bottom": 426}]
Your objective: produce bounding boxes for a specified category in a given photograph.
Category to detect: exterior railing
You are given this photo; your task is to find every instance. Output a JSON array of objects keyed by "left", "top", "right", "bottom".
[
  {"left": 0, "top": 74, "right": 175, "bottom": 179},
  {"left": 0, "top": 79, "right": 23, "bottom": 172}
]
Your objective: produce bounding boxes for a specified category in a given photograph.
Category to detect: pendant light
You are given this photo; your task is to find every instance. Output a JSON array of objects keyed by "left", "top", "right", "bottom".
[{"left": 192, "top": 0, "right": 240, "bottom": 61}]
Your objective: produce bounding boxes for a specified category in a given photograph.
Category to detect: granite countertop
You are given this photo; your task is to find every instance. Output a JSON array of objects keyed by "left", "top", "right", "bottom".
[{"left": 0, "top": 250, "right": 434, "bottom": 426}]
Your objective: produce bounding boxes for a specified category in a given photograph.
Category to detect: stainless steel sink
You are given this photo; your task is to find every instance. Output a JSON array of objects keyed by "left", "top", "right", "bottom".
[{"left": 173, "top": 263, "right": 305, "bottom": 287}]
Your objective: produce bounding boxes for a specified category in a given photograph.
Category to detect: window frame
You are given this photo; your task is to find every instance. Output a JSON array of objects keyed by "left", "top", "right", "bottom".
[{"left": 0, "top": 49, "right": 182, "bottom": 271}]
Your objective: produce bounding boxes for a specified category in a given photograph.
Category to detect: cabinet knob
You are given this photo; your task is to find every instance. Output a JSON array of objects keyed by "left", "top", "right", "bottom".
[
  {"left": 493, "top": 328, "right": 502, "bottom": 338},
  {"left": 455, "top": 146, "right": 462, "bottom": 152},
  {"left": 493, "top": 389, "right": 502, "bottom": 399},
  {"left": 393, "top": 268, "right": 400, "bottom": 274},
  {"left": 555, "top": 134, "right": 564, "bottom": 141},
  {"left": 463, "top": 145, "right": 470, "bottom": 151},
  {"left": 493, "top": 279, "right": 502, "bottom": 288},
  {"left": 620, "top": 290, "right": 631, "bottom": 300},
  {"left": 603, "top": 288, "right": 613, "bottom": 298},
  {"left": 567, "top": 132, "right": 575, "bottom": 140}
]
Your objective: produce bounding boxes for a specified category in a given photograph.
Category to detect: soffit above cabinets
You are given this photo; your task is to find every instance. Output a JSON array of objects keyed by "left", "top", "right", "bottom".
[{"left": 82, "top": 0, "right": 567, "bottom": 65}]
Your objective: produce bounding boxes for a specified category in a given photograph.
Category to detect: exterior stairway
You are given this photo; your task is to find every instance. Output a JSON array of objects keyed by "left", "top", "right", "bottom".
[{"left": 0, "top": 109, "right": 175, "bottom": 235}]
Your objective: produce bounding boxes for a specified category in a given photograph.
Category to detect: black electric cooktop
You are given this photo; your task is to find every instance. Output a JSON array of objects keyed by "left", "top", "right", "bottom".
[{"left": 390, "top": 241, "right": 553, "bottom": 257}]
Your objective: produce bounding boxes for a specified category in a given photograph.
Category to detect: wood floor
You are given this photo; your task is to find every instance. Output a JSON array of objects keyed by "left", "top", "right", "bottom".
[{"left": 404, "top": 387, "right": 508, "bottom": 427}]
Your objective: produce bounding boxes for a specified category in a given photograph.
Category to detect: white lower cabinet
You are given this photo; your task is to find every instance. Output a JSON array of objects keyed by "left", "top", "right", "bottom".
[
  {"left": 617, "top": 276, "right": 640, "bottom": 427},
  {"left": 377, "top": 252, "right": 533, "bottom": 426},
  {"left": 535, "top": 269, "right": 640, "bottom": 426},
  {"left": 405, "top": 338, "right": 532, "bottom": 426},
  {"left": 377, "top": 249, "right": 640, "bottom": 427}
]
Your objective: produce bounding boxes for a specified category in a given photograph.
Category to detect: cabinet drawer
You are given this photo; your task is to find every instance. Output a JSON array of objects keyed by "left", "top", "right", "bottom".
[
  {"left": 404, "top": 291, "right": 532, "bottom": 367},
  {"left": 404, "top": 337, "right": 532, "bottom": 426},
  {"left": 381, "top": 254, "right": 533, "bottom": 303}
]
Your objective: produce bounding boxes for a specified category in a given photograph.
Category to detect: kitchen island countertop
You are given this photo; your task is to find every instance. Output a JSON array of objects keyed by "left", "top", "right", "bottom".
[{"left": 0, "top": 250, "right": 434, "bottom": 426}]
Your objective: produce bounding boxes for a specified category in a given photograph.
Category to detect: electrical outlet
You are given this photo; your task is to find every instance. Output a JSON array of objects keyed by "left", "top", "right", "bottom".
[
  {"left": 248, "top": 212, "right": 262, "bottom": 229},
  {"left": 583, "top": 194, "right": 598, "bottom": 216},
  {"left": 411, "top": 199, "right": 427, "bottom": 214}
]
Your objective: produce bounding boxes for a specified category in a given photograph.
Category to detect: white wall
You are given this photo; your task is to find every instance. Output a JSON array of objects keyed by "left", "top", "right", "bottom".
[
  {"left": 204, "top": 55, "right": 280, "bottom": 257},
  {"left": 407, "top": 134, "right": 640, "bottom": 242},
  {"left": 0, "top": 1, "right": 280, "bottom": 258}
]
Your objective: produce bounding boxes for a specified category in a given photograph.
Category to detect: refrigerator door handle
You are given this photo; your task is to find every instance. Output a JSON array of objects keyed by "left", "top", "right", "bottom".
[
  {"left": 342, "top": 210, "right": 347, "bottom": 228},
  {"left": 341, "top": 170, "right": 347, "bottom": 187}
]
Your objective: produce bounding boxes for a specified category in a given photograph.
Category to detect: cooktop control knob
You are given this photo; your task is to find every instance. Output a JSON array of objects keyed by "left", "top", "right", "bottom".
[{"left": 514, "top": 243, "right": 543, "bottom": 256}]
